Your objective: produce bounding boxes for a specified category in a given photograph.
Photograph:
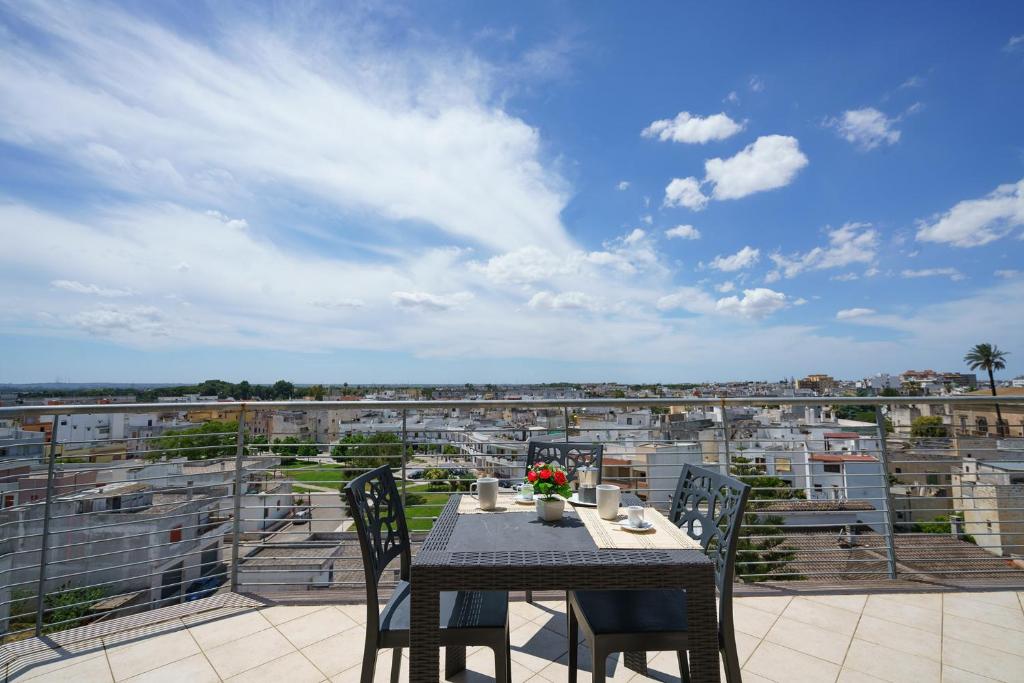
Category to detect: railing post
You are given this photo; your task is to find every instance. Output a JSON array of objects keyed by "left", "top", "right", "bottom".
[
  {"left": 874, "top": 405, "right": 899, "bottom": 580},
  {"left": 230, "top": 408, "right": 246, "bottom": 592},
  {"left": 34, "top": 414, "right": 61, "bottom": 637},
  {"left": 720, "top": 399, "right": 732, "bottom": 476},
  {"left": 563, "top": 406, "right": 570, "bottom": 443},
  {"left": 401, "top": 408, "right": 408, "bottom": 507}
]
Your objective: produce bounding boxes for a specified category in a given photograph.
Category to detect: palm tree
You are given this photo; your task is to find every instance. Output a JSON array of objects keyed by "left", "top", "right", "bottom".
[{"left": 964, "top": 343, "right": 1009, "bottom": 436}]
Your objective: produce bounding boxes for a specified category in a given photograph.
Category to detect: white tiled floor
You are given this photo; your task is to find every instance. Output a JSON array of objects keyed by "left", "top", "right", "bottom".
[{"left": 6, "top": 591, "right": 1024, "bottom": 682}]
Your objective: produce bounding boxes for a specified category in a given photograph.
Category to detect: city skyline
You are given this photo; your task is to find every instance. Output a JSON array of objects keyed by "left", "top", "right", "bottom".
[{"left": 1, "top": 2, "right": 1023, "bottom": 383}]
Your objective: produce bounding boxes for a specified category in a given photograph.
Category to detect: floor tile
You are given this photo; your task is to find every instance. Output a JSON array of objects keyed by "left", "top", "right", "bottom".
[
  {"left": 943, "top": 612, "right": 1024, "bottom": 657},
  {"left": 836, "top": 670, "right": 887, "bottom": 682},
  {"left": 953, "top": 591, "right": 1023, "bottom": 612},
  {"left": 510, "top": 620, "right": 570, "bottom": 674},
  {"left": 301, "top": 625, "right": 367, "bottom": 677},
  {"left": 258, "top": 604, "right": 330, "bottom": 626},
  {"left": 766, "top": 615, "right": 852, "bottom": 664},
  {"left": 733, "top": 602, "right": 782, "bottom": 638},
  {"left": 14, "top": 648, "right": 108, "bottom": 682},
  {"left": 122, "top": 653, "right": 219, "bottom": 683},
  {"left": 941, "top": 665, "right": 1000, "bottom": 683},
  {"left": 841, "top": 638, "right": 940, "bottom": 683},
  {"left": 104, "top": 626, "right": 200, "bottom": 681},
  {"left": 782, "top": 598, "right": 861, "bottom": 636},
  {"left": 863, "top": 595, "right": 942, "bottom": 634},
  {"left": 16, "top": 653, "right": 114, "bottom": 682},
  {"left": 334, "top": 604, "right": 369, "bottom": 625},
  {"left": 734, "top": 595, "right": 793, "bottom": 615},
  {"left": 944, "top": 595, "right": 1024, "bottom": 633},
  {"left": 275, "top": 605, "right": 358, "bottom": 649},
  {"left": 738, "top": 672, "right": 777, "bottom": 683},
  {"left": 744, "top": 640, "right": 841, "bottom": 683},
  {"left": 224, "top": 650, "right": 326, "bottom": 683},
  {"left": 854, "top": 613, "right": 941, "bottom": 661},
  {"left": 185, "top": 609, "right": 272, "bottom": 650},
  {"left": 203, "top": 626, "right": 297, "bottom": 679},
  {"left": 803, "top": 594, "right": 867, "bottom": 614},
  {"left": 942, "top": 636, "right": 1024, "bottom": 683}
]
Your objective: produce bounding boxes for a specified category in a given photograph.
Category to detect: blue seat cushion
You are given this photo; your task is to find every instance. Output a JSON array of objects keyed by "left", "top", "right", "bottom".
[
  {"left": 572, "top": 589, "right": 688, "bottom": 634},
  {"left": 380, "top": 581, "right": 508, "bottom": 633}
]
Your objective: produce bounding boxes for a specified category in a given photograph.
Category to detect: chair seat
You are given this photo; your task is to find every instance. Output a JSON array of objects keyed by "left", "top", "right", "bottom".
[
  {"left": 380, "top": 580, "right": 509, "bottom": 634},
  {"left": 571, "top": 589, "right": 688, "bottom": 635}
]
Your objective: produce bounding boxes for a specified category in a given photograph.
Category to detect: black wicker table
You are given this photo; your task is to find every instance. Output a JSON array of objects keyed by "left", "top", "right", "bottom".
[{"left": 409, "top": 494, "right": 720, "bottom": 682}]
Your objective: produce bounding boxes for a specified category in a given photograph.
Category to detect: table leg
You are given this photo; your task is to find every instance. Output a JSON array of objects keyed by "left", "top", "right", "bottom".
[
  {"left": 686, "top": 583, "right": 721, "bottom": 683},
  {"left": 624, "top": 651, "right": 648, "bottom": 675},
  {"left": 444, "top": 645, "right": 466, "bottom": 678},
  {"left": 409, "top": 583, "right": 440, "bottom": 683}
]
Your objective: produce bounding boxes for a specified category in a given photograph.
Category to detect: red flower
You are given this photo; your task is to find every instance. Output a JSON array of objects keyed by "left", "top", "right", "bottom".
[
  {"left": 527, "top": 470, "right": 538, "bottom": 483},
  {"left": 539, "top": 468, "right": 551, "bottom": 479},
  {"left": 553, "top": 470, "right": 567, "bottom": 485}
]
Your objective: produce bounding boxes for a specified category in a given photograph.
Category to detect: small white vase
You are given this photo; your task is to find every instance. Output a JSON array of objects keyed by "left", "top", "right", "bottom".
[{"left": 535, "top": 496, "right": 565, "bottom": 522}]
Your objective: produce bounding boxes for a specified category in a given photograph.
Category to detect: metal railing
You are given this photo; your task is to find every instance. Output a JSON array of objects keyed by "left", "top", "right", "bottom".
[{"left": 1, "top": 395, "right": 1023, "bottom": 644}]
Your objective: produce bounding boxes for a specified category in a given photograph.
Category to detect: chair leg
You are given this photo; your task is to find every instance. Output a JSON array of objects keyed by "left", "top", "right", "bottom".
[
  {"left": 525, "top": 589, "right": 533, "bottom": 603},
  {"left": 568, "top": 604, "right": 579, "bottom": 683},
  {"left": 677, "top": 650, "right": 691, "bottom": 683},
  {"left": 721, "top": 630, "right": 743, "bottom": 683},
  {"left": 505, "top": 625, "right": 512, "bottom": 683},
  {"left": 493, "top": 642, "right": 509, "bottom": 683},
  {"left": 444, "top": 645, "right": 466, "bottom": 679},
  {"left": 390, "top": 648, "right": 402, "bottom": 683},
  {"left": 591, "top": 645, "right": 606, "bottom": 683},
  {"left": 360, "top": 636, "right": 378, "bottom": 683}
]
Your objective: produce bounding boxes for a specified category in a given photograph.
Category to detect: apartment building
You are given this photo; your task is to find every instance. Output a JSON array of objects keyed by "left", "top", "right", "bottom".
[{"left": 952, "top": 448, "right": 1024, "bottom": 558}]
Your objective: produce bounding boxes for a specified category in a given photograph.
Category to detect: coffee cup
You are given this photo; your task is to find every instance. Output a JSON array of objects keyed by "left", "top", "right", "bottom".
[
  {"left": 519, "top": 483, "right": 534, "bottom": 500},
  {"left": 627, "top": 505, "right": 645, "bottom": 528},
  {"left": 596, "top": 484, "right": 620, "bottom": 520},
  {"left": 470, "top": 477, "right": 499, "bottom": 511}
]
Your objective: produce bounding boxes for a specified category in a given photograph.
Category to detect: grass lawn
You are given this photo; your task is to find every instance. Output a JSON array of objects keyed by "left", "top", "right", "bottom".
[
  {"left": 403, "top": 482, "right": 455, "bottom": 531},
  {"left": 281, "top": 461, "right": 347, "bottom": 486}
]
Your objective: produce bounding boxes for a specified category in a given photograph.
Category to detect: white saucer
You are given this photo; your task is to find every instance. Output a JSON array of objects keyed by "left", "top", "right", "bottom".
[
  {"left": 567, "top": 493, "right": 597, "bottom": 507},
  {"left": 513, "top": 495, "right": 535, "bottom": 505},
  {"left": 617, "top": 520, "right": 655, "bottom": 532}
]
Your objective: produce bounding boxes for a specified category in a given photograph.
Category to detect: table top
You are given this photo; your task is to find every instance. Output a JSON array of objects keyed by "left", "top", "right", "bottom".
[{"left": 413, "top": 493, "right": 712, "bottom": 571}]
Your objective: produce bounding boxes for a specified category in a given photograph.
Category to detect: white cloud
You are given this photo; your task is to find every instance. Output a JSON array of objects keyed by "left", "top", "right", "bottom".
[
  {"left": 724, "top": 91, "right": 740, "bottom": 105},
  {"left": 748, "top": 76, "right": 765, "bottom": 92},
  {"left": 471, "top": 246, "right": 573, "bottom": 285},
  {"left": 995, "top": 269, "right": 1020, "bottom": 278},
  {"left": 864, "top": 267, "right": 880, "bottom": 277},
  {"left": 664, "top": 224, "right": 701, "bottom": 240},
  {"left": 827, "top": 108, "right": 900, "bottom": 150},
  {"left": 642, "top": 111, "right": 744, "bottom": 144},
  {"left": 703, "top": 135, "right": 808, "bottom": 200},
  {"left": 715, "top": 288, "right": 787, "bottom": 319},
  {"left": 656, "top": 287, "right": 716, "bottom": 315},
  {"left": 715, "top": 281, "right": 735, "bottom": 293},
  {"left": 0, "top": 2, "right": 575, "bottom": 254},
  {"left": 901, "top": 267, "right": 965, "bottom": 281},
  {"left": 793, "top": 297, "right": 808, "bottom": 306},
  {"left": 915, "top": 179, "right": 1024, "bottom": 247},
  {"left": 623, "top": 228, "right": 646, "bottom": 245},
  {"left": 1005, "top": 35, "right": 1024, "bottom": 52},
  {"left": 836, "top": 307, "right": 875, "bottom": 320},
  {"left": 527, "top": 290, "right": 600, "bottom": 312},
  {"left": 71, "top": 305, "right": 167, "bottom": 336},
  {"left": 311, "top": 298, "right": 366, "bottom": 310},
  {"left": 900, "top": 75, "right": 925, "bottom": 89},
  {"left": 391, "top": 291, "right": 473, "bottom": 311},
  {"left": 768, "top": 222, "right": 879, "bottom": 279},
  {"left": 617, "top": 180, "right": 630, "bottom": 191},
  {"left": 51, "top": 280, "right": 133, "bottom": 297},
  {"left": 663, "top": 177, "right": 708, "bottom": 210},
  {"left": 709, "top": 246, "right": 760, "bottom": 272},
  {"left": 831, "top": 272, "right": 859, "bottom": 282}
]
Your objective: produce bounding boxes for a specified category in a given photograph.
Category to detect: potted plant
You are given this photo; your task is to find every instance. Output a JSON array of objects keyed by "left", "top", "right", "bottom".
[{"left": 526, "top": 461, "right": 572, "bottom": 522}]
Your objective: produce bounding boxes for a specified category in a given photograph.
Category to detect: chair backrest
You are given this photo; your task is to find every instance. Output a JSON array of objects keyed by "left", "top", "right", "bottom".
[
  {"left": 668, "top": 464, "right": 750, "bottom": 628},
  {"left": 526, "top": 441, "right": 604, "bottom": 484},
  {"left": 344, "top": 465, "right": 411, "bottom": 623}
]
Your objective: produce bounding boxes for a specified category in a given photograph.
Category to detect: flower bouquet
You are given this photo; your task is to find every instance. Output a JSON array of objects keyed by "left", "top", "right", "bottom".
[{"left": 526, "top": 462, "right": 572, "bottom": 522}]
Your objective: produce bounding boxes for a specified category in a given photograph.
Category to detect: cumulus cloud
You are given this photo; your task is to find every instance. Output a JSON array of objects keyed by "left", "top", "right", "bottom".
[
  {"left": 617, "top": 180, "right": 630, "bottom": 191},
  {"left": 709, "top": 246, "right": 760, "bottom": 272},
  {"left": 915, "top": 179, "right": 1024, "bottom": 247},
  {"left": 901, "top": 267, "right": 965, "bottom": 281},
  {"left": 995, "top": 269, "right": 1020, "bottom": 279},
  {"left": 51, "top": 280, "right": 133, "bottom": 297},
  {"left": 663, "top": 177, "right": 708, "bottom": 210},
  {"left": 715, "top": 288, "right": 787, "bottom": 319},
  {"left": 642, "top": 111, "right": 744, "bottom": 144},
  {"left": 656, "top": 287, "right": 717, "bottom": 315},
  {"left": 664, "top": 137, "right": 810, "bottom": 209},
  {"left": 391, "top": 291, "right": 473, "bottom": 311},
  {"left": 748, "top": 76, "right": 765, "bottom": 92},
  {"left": 71, "top": 305, "right": 167, "bottom": 337},
  {"left": 1005, "top": 35, "right": 1024, "bottom": 53},
  {"left": 470, "top": 246, "right": 573, "bottom": 285},
  {"left": 527, "top": 290, "right": 600, "bottom": 312},
  {"left": 836, "top": 308, "right": 875, "bottom": 320},
  {"left": 768, "top": 222, "right": 879, "bottom": 279},
  {"left": 826, "top": 108, "right": 901, "bottom": 150},
  {"left": 715, "top": 281, "right": 735, "bottom": 293},
  {"left": 664, "top": 225, "right": 701, "bottom": 240}
]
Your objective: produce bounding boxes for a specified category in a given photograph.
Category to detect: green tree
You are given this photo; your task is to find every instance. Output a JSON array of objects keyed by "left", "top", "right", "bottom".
[
  {"left": 880, "top": 387, "right": 900, "bottom": 397},
  {"left": 151, "top": 421, "right": 238, "bottom": 460},
  {"left": 911, "top": 415, "right": 948, "bottom": 437},
  {"left": 236, "top": 380, "right": 252, "bottom": 399},
  {"left": 964, "top": 343, "right": 1010, "bottom": 435},
  {"left": 309, "top": 384, "right": 325, "bottom": 401},
  {"left": 730, "top": 454, "right": 803, "bottom": 582},
  {"left": 271, "top": 380, "right": 295, "bottom": 400}
]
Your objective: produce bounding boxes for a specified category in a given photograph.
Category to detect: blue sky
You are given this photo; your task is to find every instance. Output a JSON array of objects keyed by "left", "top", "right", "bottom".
[{"left": 0, "top": 1, "right": 1022, "bottom": 384}]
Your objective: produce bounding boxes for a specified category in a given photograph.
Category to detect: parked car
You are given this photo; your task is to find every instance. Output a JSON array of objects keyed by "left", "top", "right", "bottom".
[
  {"left": 184, "top": 574, "right": 225, "bottom": 601},
  {"left": 293, "top": 506, "right": 312, "bottom": 524}
]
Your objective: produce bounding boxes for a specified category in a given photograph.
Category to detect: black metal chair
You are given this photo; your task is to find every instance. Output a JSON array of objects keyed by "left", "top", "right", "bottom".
[
  {"left": 524, "top": 440, "right": 604, "bottom": 604},
  {"left": 567, "top": 464, "right": 751, "bottom": 683},
  {"left": 345, "top": 466, "right": 512, "bottom": 683}
]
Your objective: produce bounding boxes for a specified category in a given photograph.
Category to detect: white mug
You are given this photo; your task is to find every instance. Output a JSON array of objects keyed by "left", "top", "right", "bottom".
[
  {"left": 596, "top": 484, "right": 621, "bottom": 520},
  {"left": 519, "top": 483, "right": 534, "bottom": 500},
  {"left": 470, "top": 477, "right": 499, "bottom": 511},
  {"left": 627, "top": 505, "right": 645, "bottom": 528}
]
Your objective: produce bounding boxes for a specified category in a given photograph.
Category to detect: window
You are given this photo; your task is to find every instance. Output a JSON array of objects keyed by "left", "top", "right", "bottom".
[
  {"left": 169, "top": 525, "right": 183, "bottom": 543},
  {"left": 823, "top": 464, "right": 841, "bottom": 473},
  {"left": 775, "top": 458, "right": 792, "bottom": 474},
  {"left": 626, "top": 417, "right": 633, "bottom": 425},
  {"left": 895, "top": 467, "right": 902, "bottom": 474}
]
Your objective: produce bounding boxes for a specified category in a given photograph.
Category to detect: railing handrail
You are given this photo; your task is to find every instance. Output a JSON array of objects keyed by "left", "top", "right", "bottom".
[{"left": 2, "top": 394, "right": 1023, "bottom": 418}]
